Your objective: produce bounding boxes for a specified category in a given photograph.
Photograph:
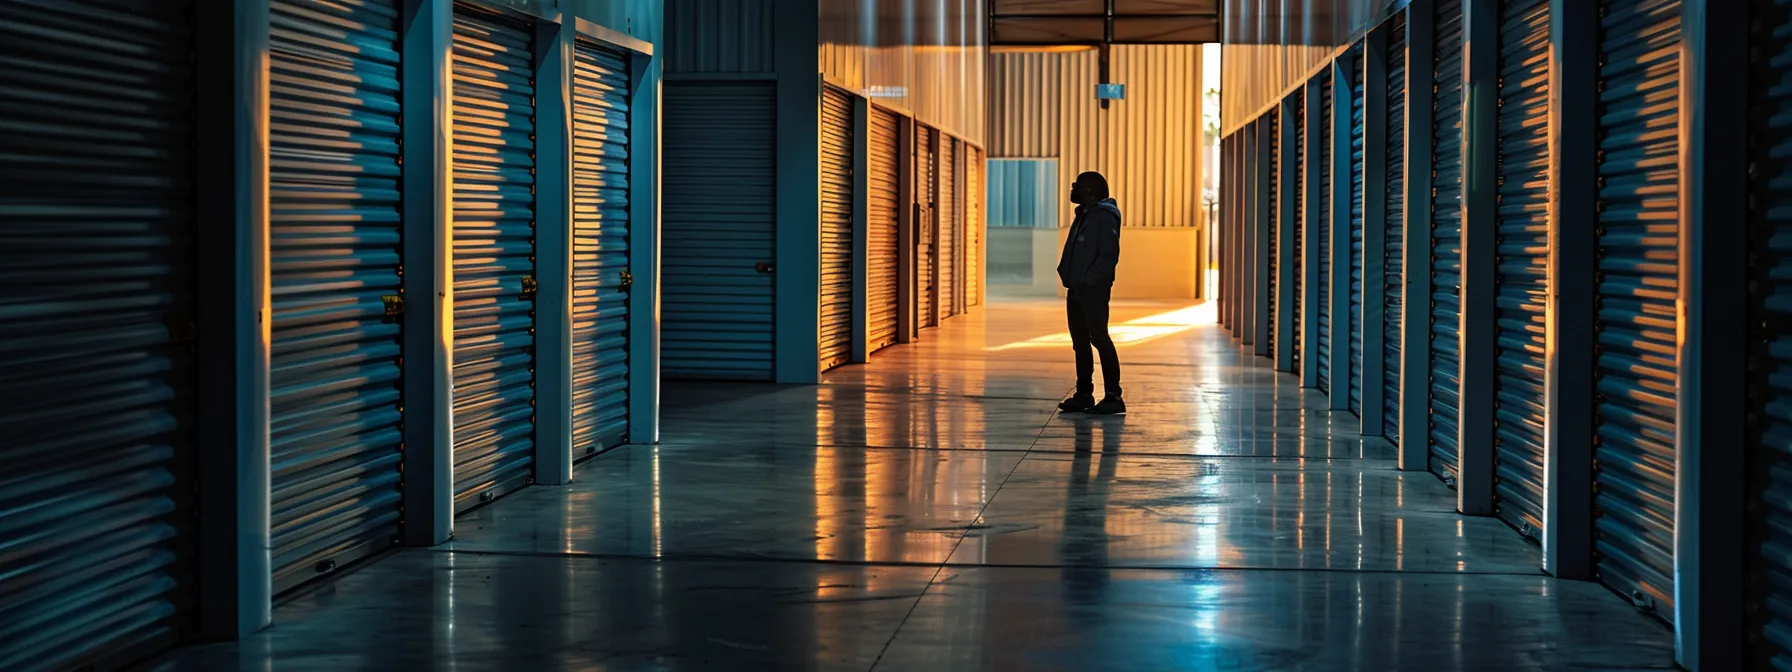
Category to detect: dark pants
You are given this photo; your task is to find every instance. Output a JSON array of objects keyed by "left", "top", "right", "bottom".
[{"left": 1067, "top": 286, "right": 1121, "bottom": 399}]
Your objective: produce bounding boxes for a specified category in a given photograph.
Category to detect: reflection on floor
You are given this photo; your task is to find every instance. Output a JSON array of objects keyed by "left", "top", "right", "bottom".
[{"left": 151, "top": 298, "right": 1675, "bottom": 671}]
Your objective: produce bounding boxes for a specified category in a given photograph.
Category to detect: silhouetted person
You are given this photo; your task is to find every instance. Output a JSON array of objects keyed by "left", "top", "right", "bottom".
[{"left": 1057, "top": 171, "right": 1125, "bottom": 415}]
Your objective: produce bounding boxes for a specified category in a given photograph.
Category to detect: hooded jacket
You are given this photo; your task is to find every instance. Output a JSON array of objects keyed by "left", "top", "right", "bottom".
[{"left": 1057, "top": 198, "right": 1122, "bottom": 289}]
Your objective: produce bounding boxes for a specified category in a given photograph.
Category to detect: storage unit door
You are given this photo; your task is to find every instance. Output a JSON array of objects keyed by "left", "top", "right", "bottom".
[
  {"left": 1384, "top": 13, "right": 1407, "bottom": 443},
  {"left": 0, "top": 2, "right": 197, "bottom": 668},
  {"left": 451, "top": 8, "right": 537, "bottom": 509},
  {"left": 571, "top": 41, "right": 632, "bottom": 455},
  {"left": 1292, "top": 89, "right": 1305, "bottom": 374},
  {"left": 867, "top": 107, "right": 902, "bottom": 352},
  {"left": 1349, "top": 46, "right": 1366, "bottom": 417},
  {"left": 940, "top": 138, "right": 959, "bottom": 321},
  {"left": 820, "top": 87, "right": 854, "bottom": 371},
  {"left": 1493, "top": 0, "right": 1549, "bottom": 538},
  {"left": 663, "top": 82, "right": 777, "bottom": 378},
  {"left": 268, "top": 0, "right": 405, "bottom": 593},
  {"left": 917, "top": 127, "right": 938, "bottom": 328},
  {"left": 967, "top": 147, "right": 983, "bottom": 307},
  {"left": 1751, "top": 3, "right": 1792, "bottom": 661},
  {"left": 1430, "top": 0, "right": 1465, "bottom": 480},
  {"left": 1268, "top": 111, "right": 1279, "bottom": 360},
  {"left": 1592, "top": 0, "right": 1680, "bottom": 617},
  {"left": 1317, "top": 74, "right": 1334, "bottom": 395}
]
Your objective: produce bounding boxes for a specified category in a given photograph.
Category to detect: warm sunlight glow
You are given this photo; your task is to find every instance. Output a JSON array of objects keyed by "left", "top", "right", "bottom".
[{"left": 985, "top": 303, "right": 1217, "bottom": 350}]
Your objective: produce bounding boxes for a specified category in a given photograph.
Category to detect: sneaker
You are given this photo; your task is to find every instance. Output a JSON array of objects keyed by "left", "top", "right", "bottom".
[
  {"left": 1058, "top": 395, "right": 1096, "bottom": 413},
  {"left": 1087, "top": 396, "right": 1127, "bottom": 415}
]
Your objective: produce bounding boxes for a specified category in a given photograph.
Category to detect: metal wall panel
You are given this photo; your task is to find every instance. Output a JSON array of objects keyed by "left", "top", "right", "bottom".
[
  {"left": 1349, "top": 44, "right": 1367, "bottom": 417},
  {"left": 1056, "top": 46, "right": 1205, "bottom": 229},
  {"left": 450, "top": 7, "right": 538, "bottom": 510},
  {"left": 1430, "top": 0, "right": 1465, "bottom": 481},
  {"left": 1291, "top": 87, "right": 1306, "bottom": 374},
  {"left": 987, "top": 159, "right": 1060, "bottom": 228},
  {"left": 968, "top": 146, "right": 983, "bottom": 307},
  {"left": 0, "top": 1, "right": 197, "bottom": 667},
  {"left": 1492, "top": 0, "right": 1549, "bottom": 538},
  {"left": 1592, "top": 0, "right": 1680, "bottom": 618},
  {"left": 1750, "top": 0, "right": 1792, "bottom": 661},
  {"left": 940, "top": 138, "right": 959, "bottom": 321},
  {"left": 867, "top": 106, "right": 902, "bottom": 352},
  {"left": 1221, "top": 43, "right": 1341, "bottom": 134},
  {"left": 987, "top": 51, "right": 1060, "bottom": 158},
  {"left": 819, "top": 0, "right": 987, "bottom": 147},
  {"left": 820, "top": 87, "right": 855, "bottom": 370},
  {"left": 664, "top": 0, "right": 775, "bottom": 74},
  {"left": 1384, "top": 12, "right": 1407, "bottom": 444},
  {"left": 571, "top": 40, "right": 632, "bottom": 456},
  {"left": 267, "top": 0, "right": 405, "bottom": 594},
  {"left": 1317, "top": 73, "right": 1335, "bottom": 394},
  {"left": 1269, "top": 109, "right": 1280, "bottom": 361},
  {"left": 662, "top": 82, "right": 778, "bottom": 378},
  {"left": 918, "top": 126, "right": 939, "bottom": 327}
]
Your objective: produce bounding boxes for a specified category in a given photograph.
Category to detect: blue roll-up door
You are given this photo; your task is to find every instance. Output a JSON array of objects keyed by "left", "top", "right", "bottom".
[
  {"left": 1317, "top": 74, "right": 1334, "bottom": 394},
  {"left": 1268, "top": 110, "right": 1279, "bottom": 359},
  {"left": 1349, "top": 45, "right": 1366, "bottom": 417},
  {"left": 1493, "top": 0, "right": 1550, "bottom": 538},
  {"left": 571, "top": 40, "right": 632, "bottom": 456},
  {"left": 451, "top": 8, "right": 537, "bottom": 510},
  {"left": 268, "top": 0, "right": 404, "bottom": 593},
  {"left": 1291, "top": 90, "right": 1305, "bottom": 374},
  {"left": 0, "top": 2, "right": 197, "bottom": 669},
  {"left": 1384, "top": 12, "right": 1408, "bottom": 443},
  {"left": 867, "top": 106, "right": 902, "bottom": 353},
  {"left": 1430, "top": 0, "right": 1466, "bottom": 481},
  {"left": 663, "top": 82, "right": 777, "bottom": 378},
  {"left": 820, "top": 86, "right": 854, "bottom": 371},
  {"left": 1593, "top": 0, "right": 1680, "bottom": 616},
  {"left": 1750, "top": 1, "right": 1792, "bottom": 661},
  {"left": 918, "top": 126, "right": 939, "bottom": 328}
]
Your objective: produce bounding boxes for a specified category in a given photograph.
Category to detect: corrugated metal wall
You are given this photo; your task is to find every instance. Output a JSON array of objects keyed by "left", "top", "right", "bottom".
[
  {"left": 1220, "top": 44, "right": 1336, "bottom": 134},
  {"left": 987, "top": 159, "right": 1059, "bottom": 229},
  {"left": 818, "top": 0, "right": 987, "bottom": 147},
  {"left": 665, "top": 0, "right": 776, "bottom": 73},
  {"left": 1218, "top": 0, "right": 1410, "bottom": 136},
  {"left": 988, "top": 45, "right": 1204, "bottom": 229}
]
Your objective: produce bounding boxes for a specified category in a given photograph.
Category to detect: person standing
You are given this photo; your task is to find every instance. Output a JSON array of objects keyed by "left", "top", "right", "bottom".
[{"left": 1057, "top": 171, "right": 1125, "bottom": 415}]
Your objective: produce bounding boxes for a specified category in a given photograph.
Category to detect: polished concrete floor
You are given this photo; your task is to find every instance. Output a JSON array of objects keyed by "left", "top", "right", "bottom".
[{"left": 152, "top": 298, "right": 1675, "bottom": 671}]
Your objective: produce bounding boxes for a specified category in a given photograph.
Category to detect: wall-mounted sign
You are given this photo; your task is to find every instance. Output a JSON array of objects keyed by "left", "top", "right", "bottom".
[
  {"left": 866, "top": 85, "right": 909, "bottom": 99},
  {"left": 1097, "top": 83, "right": 1125, "bottom": 100}
]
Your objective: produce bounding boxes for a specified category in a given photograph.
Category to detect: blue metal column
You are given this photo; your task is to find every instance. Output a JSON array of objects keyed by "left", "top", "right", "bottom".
[
  {"left": 1255, "top": 118, "right": 1273, "bottom": 357},
  {"left": 773, "top": 0, "right": 821, "bottom": 383},
  {"left": 628, "top": 31, "right": 661, "bottom": 445},
  {"left": 1276, "top": 98, "right": 1298, "bottom": 373},
  {"left": 1329, "top": 57, "right": 1352, "bottom": 410},
  {"left": 1302, "top": 78, "right": 1325, "bottom": 388},
  {"left": 1362, "top": 25, "right": 1389, "bottom": 438},
  {"left": 535, "top": 15, "right": 574, "bottom": 485},
  {"left": 1457, "top": 0, "right": 1499, "bottom": 515},
  {"left": 1543, "top": 0, "right": 1596, "bottom": 580},
  {"left": 1399, "top": 0, "right": 1436, "bottom": 471},
  {"left": 1241, "top": 123, "right": 1256, "bottom": 347},
  {"left": 851, "top": 94, "right": 870, "bottom": 364},
  {"left": 195, "top": 0, "right": 272, "bottom": 637},
  {"left": 1674, "top": 0, "right": 1747, "bottom": 667},
  {"left": 399, "top": 0, "right": 454, "bottom": 544}
]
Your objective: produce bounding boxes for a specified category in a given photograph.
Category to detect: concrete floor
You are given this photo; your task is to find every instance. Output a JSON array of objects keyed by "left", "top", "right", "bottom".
[{"left": 151, "top": 299, "right": 1675, "bottom": 671}]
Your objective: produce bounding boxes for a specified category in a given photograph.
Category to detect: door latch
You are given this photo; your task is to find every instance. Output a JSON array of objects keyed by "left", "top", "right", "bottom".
[
  {"left": 755, "top": 262, "right": 775, "bottom": 274},
  {"left": 520, "top": 276, "right": 538, "bottom": 300},
  {"left": 619, "top": 270, "right": 633, "bottom": 289},
  {"left": 381, "top": 295, "right": 405, "bottom": 319}
]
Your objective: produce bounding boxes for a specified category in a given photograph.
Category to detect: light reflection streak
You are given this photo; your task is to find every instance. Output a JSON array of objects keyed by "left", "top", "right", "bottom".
[{"left": 984, "top": 304, "right": 1212, "bottom": 350}]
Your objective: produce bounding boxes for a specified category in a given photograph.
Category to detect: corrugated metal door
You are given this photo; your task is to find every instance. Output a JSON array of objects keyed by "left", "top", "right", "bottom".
[
  {"left": 867, "top": 107, "right": 901, "bottom": 351},
  {"left": 663, "top": 82, "right": 777, "bottom": 378},
  {"left": 819, "top": 87, "right": 854, "bottom": 371},
  {"left": 1385, "top": 13, "right": 1407, "bottom": 443},
  {"left": 1593, "top": 0, "right": 1680, "bottom": 616},
  {"left": 268, "top": 0, "right": 404, "bottom": 593},
  {"left": 1317, "top": 74, "right": 1334, "bottom": 394},
  {"left": 1349, "top": 45, "right": 1366, "bottom": 417},
  {"left": 1430, "top": 0, "right": 1466, "bottom": 481},
  {"left": 1493, "top": 0, "right": 1550, "bottom": 537},
  {"left": 450, "top": 8, "right": 537, "bottom": 509},
  {"left": 1750, "top": 1, "right": 1792, "bottom": 660},
  {"left": 940, "top": 138, "right": 959, "bottom": 321},
  {"left": 967, "top": 146, "right": 983, "bottom": 308},
  {"left": 917, "top": 126, "right": 938, "bottom": 328},
  {"left": 571, "top": 40, "right": 631, "bottom": 455},
  {"left": 1268, "top": 111, "right": 1279, "bottom": 359},
  {"left": 1292, "top": 89, "right": 1304, "bottom": 373},
  {"left": 0, "top": 2, "right": 197, "bottom": 668}
]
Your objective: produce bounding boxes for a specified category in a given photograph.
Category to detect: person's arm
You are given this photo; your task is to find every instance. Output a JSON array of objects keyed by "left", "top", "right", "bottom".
[{"left": 1090, "top": 211, "right": 1121, "bottom": 286}]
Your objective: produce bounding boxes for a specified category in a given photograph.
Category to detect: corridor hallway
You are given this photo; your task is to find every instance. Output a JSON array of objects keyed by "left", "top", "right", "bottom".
[{"left": 154, "top": 299, "right": 1675, "bottom": 671}]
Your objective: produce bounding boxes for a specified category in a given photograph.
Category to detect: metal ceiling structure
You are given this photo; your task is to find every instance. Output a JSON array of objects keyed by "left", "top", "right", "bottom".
[{"left": 989, "top": 0, "right": 1221, "bottom": 46}]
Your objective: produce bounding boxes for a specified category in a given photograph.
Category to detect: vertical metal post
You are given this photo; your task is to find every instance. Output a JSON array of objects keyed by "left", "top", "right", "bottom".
[
  {"left": 772, "top": 0, "right": 821, "bottom": 383},
  {"left": 1543, "top": 0, "right": 1596, "bottom": 579},
  {"left": 1302, "top": 77, "right": 1325, "bottom": 388},
  {"left": 1674, "top": 0, "right": 1747, "bottom": 667},
  {"left": 533, "top": 15, "right": 573, "bottom": 485},
  {"left": 851, "top": 94, "right": 870, "bottom": 363},
  {"left": 1230, "top": 134, "right": 1241, "bottom": 336},
  {"left": 1457, "top": 0, "right": 1499, "bottom": 515},
  {"left": 194, "top": 0, "right": 272, "bottom": 638},
  {"left": 897, "top": 115, "right": 916, "bottom": 343},
  {"left": 1276, "top": 96, "right": 1298, "bottom": 373},
  {"left": 399, "top": 0, "right": 454, "bottom": 545},
  {"left": 1329, "top": 56, "right": 1351, "bottom": 410},
  {"left": 628, "top": 41, "right": 663, "bottom": 445},
  {"left": 1363, "top": 24, "right": 1390, "bottom": 438},
  {"left": 1255, "top": 117, "right": 1273, "bottom": 357},
  {"left": 1400, "top": 0, "right": 1437, "bottom": 472}
]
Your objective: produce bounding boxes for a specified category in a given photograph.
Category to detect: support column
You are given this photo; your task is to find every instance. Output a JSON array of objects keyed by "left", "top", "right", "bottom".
[
  {"left": 851, "top": 94, "right": 870, "bottom": 363},
  {"left": 1362, "top": 25, "right": 1390, "bottom": 437},
  {"left": 1275, "top": 97, "right": 1298, "bottom": 373},
  {"left": 1399, "top": 0, "right": 1436, "bottom": 472},
  {"left": 1457, "top": 0, "right": 1499, "bottom": 515},
  {"left": 897, "top": 115, "right": 917, "bottom": 343},
  {"left": 1543, "top": 0, "right": 1596, "bottom": 579},
  {"left": 628, "top": 37, "right": 663, "bottom": 445},
  {"left": 1674, "top": 0, "right": 1747, "bottom": 668},
  {"left": 772, "top": 0, "right": 821, "bottom": 383},
  {"left": 1302, "top": 77, "right": 1325, "bottom": 388},
  {"left": 1242, "top": 123, "right": 1257, "bottom": 347},
  {"left": 194, "top": 0, "right": 272, "bottom": 638},
  {"left": 1329, "top": 57, "right": 1351, "bottom": 410},
  {"left": 534, "top": 16, "right": 574, "bottom": 485},
  {"left": 1254, "top": 118, "right": 1272, "bottom": 357}
]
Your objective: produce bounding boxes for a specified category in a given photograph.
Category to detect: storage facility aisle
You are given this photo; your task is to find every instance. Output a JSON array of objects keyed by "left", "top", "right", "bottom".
[{"left": 149, "top": 299, "right": 1673, "bottom": 671}]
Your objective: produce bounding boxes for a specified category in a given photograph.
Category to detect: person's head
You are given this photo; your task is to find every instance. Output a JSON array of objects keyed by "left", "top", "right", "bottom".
[{"left": 1070, "top": 171, "right": 1109, "bottom": 206}]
